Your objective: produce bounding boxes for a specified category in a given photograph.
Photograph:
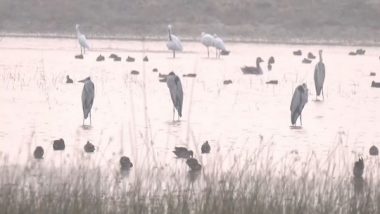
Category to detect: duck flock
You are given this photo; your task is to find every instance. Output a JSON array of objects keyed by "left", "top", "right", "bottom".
[{"left": 32, "top": 24, "right": 379, "bottom": 177}]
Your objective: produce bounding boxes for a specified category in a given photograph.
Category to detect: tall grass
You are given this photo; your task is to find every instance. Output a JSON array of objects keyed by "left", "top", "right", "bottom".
[{"left": 0, "top": 139, "right": 378, "bottom": 214}]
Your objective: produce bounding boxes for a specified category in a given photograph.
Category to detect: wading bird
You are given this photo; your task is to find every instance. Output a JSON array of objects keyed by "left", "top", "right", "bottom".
[
  {"left": 75, "top": 24, "right": 90, "bottom": 55},
  {"left": 79, "top": 77, "right": 95, "bottom": 126},
  {"left": 241, "top": 57, "right": 264, "bottom": 75},
  {"left": 213, "top": 34, "right": 229, "bottom": 58},
  {"left": 167, "top": 72, "right": 183, "bottom": 120},
  {"left": 290, "top": 83, "right": 308, "bottom": 127},
  {"left": 201, "top": 32, "right": 215, "bottom": 57},
  {"left": 314, "top": 50, "right": 325, "bottom": 100},
  {"left": 167, "top": 25, "right": 182, "bottom": 58}
]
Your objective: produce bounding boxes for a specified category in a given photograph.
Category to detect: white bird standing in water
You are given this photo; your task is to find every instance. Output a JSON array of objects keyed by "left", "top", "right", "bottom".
[
  {"left": 79, "top": 77, "right": 95, "bottom": 126},
  {"left": 213, "top": 34, "right": 229, "bottom": 58},
  {"left": 166, "top": 25, "right": 183, "bottom": 58},
  {"left": 290, "top": 83, "right": 308, "bottom": 127},
  {"left": 200, "top": 32, "right": 215, "bottom": 58},
  {"left": 166, "top": 72, "right": 183, "bottom": 120},
  {"left": 314, "top": 50, "right": 326, "bottom": 100},
  {"left": 75, "top": 24, "right": 90, "bottom": 55}
]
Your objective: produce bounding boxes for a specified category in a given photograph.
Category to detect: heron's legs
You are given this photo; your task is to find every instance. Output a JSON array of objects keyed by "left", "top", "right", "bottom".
[
  {"left": 215, "top": 48, "right": 217, "bottom": 58},
  {"left": 173, "top": 51, "right": 175, "bottom": 58},
  {"left": 322, "top": 89, "right": 324, "bottom": 100},
  {"left": 83, "top": 118, "right": 84, "bottom": 126},
  {"left": 172, "top": 107, "right": 175, "bottom": 121},
  {"left": 90, "top": 111, "right": 92, "bottom": 126},
  {"left": 300, "top": 114, "right": 303, "bottom": 127}
]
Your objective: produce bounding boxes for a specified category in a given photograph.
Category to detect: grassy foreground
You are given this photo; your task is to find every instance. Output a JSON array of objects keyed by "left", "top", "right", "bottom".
[
  {"left": 1, "top": 0, "right": 380, "bottom": 44},
  {"left": 0, "top": 142, "right": 379, "bottom": 214}
]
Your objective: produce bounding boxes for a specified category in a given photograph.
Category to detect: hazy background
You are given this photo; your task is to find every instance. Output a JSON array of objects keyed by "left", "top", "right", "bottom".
[{"left": 1, "top": 0, "right": 380, "bottom": 43}]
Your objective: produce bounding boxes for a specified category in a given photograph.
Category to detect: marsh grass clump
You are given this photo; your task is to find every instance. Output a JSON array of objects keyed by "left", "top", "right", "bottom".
[{"left": 0, "top": 144, "right": 379, "bottom": 214}]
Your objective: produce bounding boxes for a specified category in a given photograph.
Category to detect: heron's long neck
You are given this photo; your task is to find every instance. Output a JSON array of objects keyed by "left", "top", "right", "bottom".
[
  {"left": 76, "top": 28, "right": 81, "bottom": 37},
  {"left": 319, "top": 52, "right": 323, "bottom": 62},
  {"left": 256, "top": 60, "right": 261, "bottom": 68},
  {"left": 168, "top": 29, "right": 172, "bottom": 41}
]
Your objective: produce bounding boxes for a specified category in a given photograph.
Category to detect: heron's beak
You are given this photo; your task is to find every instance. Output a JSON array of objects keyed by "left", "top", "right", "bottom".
[{"left": 78, "top": 79, "right": 85, "bottom": 83}]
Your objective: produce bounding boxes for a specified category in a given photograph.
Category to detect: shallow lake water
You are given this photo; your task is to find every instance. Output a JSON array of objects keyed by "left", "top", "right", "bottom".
[{"left": 0, "top": 37, "right": 379, "bottom": 177}]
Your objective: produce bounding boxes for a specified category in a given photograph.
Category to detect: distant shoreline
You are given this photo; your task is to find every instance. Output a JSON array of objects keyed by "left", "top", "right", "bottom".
[{"left": 1, "top": 32, "right": 380, "bottom": 48}]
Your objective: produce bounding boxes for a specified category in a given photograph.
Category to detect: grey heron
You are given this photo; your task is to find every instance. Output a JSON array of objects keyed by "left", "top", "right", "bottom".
[
  {"left": 75, "top": 24, "right": 90, "bottom": 55},
  {"left": 241, "top": 57, "right": 264, "bottom": 75},
  {"left": 213, "top": 34, "right": 228, "bottom": 58},
  {"left": 200, "top": 32, "right": 215, "bottom": 57},
  {"left": 314, "top": 50, "right": 325, "bottom": 100},
  {"left": 290, "top": 83, "right": 308, "bottom": 127},
  {"left": 167, "top": 72, "right": 183, "bottom": 120},
  {"left": 201, "top": 141, "right": 210, "bottom": 154},
  {"left": 166, "top": 25, "right": 183, "bottom": 58},
  {"left": 79, "top": 77, "right": 95, "bottom": 126},
  {"left": 173, "top": 147, "right": 193, "bottom": 159}
]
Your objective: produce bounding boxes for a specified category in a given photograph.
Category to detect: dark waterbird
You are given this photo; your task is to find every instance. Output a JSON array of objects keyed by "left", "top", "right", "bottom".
[
  {"left": 183, "top": 73, "right": 197, "bottom": 78},
  {"left": 131, "top": 70, "right": 139, "bottom": 75},
  {"left": 201, "top": 141, "right": 211, "bottom": 154},
  {"left": 120, "top": 156, "right": 133, "bottom": 170},
  {"left": 53, "top": 138, "right": 65, "bottom": 151},
  {"left": 84, "top": 141, "right": 95, "bottom": 153},
  {"left": 370, "top": 72, "right": 376, "bottom": 76},
  {"left": 186, "top": 158, "right": 202, "bottom": 171},
  {"left": 356, "top": 49, "right": 365, "bottom": 55},
  {"left": 302, "top": 58, "right": 312, "bottom": 64},
  {"left": 293, "top": 50, "right": 302, "bottom": 56},
  {"left": 75, "top": 54, "right": 83, "bottom": 59},
  {"left": 173, "top": 147, "right": 193, "bottom": 159},
  {"left": 241, "top": 57, "right": 264, "bottom": 75},
  {"left": 371, "top": 81, "right": 380, "bottom": 88},
  {"left": 79, "top": 77, "right": 95, "bottom": 126},
  {"left": 314, "top": 50, "right": 325, "bottom": 100},
  {"left": 307, "top": 52, "right": 316, "bottom": 59},
  {"left": 96, "top": 54, "right": 105, "bottom": 61},
  {"left": 109, "top": 53, "right": 118, "bottom": 59},
  {"left": 348, "top": 51, "right": 357, "bottom": 56},
  {"left": 290, "top": 83, "right": 308, "bottom": 127},
  {"left": 369, "top": 145, "right": 379, "bottom": 156},
  {"left": 268, "top": 56, "right": 275, "bottom": 71},
  {"left": 126, "top": 56, "right": 135, "bottom": 62},
  {"left": 66, "top": 75, "right": 73, "bottom": 84},
  {"left": 353, "top": 157, "right": 364, "bottom": 178},
  {"left": 33, "top": 146, "right": 44, "bottom": 159},
  {"left": 152, "top": 68, "right": 158, "bottom": 72},
  {"left": 167, "top": 72, "right": 183, "bottom": 120},
  {"left": 266, "top": 80, "right": 278, "bottom": 85},
  {"left": 143, "top": 56, "right": 149, "bottom": 62},
  {"left": 113, "top": 56, "right": 121, "bottom": 61},
  {"left": 223, "top": 80, "right": 233, "bottom": 85}
]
